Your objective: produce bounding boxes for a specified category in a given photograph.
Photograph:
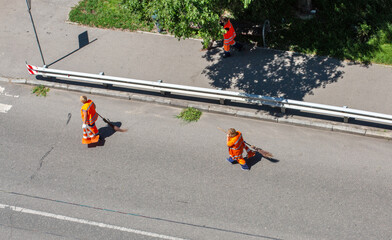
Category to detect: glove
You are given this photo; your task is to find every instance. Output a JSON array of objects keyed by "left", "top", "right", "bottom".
[{"left": 82, "top": 124, "right": 87, "bottom": 128}]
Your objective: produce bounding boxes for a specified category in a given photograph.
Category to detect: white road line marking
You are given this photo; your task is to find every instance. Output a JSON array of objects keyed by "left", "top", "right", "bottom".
[
  {"left": 4, "top": 93, "right": 19, "bottom": 98},
  {"left": 0, "top": 103, "right": 12, "bottom": 113},
  {"left": 0, "top": 86, "right": 19, "bottom": 97},
  {"left": 0, "top": 203, "right": 187, "bottom": 240}
]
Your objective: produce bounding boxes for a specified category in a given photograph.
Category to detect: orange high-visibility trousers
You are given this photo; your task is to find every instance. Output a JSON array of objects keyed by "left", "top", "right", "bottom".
[
  {"left": 82, "top": 124, "right": 99, "bottom": 144},
  {"left": 228, "top": 144, "right": 253, "bottom": 165}
]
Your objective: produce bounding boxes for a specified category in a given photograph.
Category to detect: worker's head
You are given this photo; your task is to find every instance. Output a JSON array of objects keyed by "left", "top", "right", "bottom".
[
  {"left": 228, "top": 128, "right": 238, "bottom": 137},
  {"left": 220, "top": 16, "right": 228, "bottom": 26},
  {"left": 80, "top": 95, "right": 87, "bottom": 103}
]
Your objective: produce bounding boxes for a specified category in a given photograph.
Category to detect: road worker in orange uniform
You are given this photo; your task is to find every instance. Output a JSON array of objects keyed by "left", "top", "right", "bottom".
[
  {"left": 80, "top": 96, "right": 99, "bottom": 144},
  {"left": 221, "top": 17, "right": 242, "bottom": 58},
  {"left": 226, "top": 128, "right": 255, "bottom": 170}
]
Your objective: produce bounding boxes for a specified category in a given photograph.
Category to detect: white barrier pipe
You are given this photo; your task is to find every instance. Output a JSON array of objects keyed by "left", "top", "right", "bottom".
[{"left": 26, "top": 64, "right": 392, "bottom": 126}]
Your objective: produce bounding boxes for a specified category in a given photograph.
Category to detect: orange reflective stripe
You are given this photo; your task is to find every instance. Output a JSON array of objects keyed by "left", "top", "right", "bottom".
[
  {"left": 228, "top": 132, "right": 244, "bottom": 150},
  {"left": 86, "top": 113, "right": 98, "bottom": 125},
  {"left": 233, "top": 134, "right": 242, "bottom": 145},
  {"left": 223, "top": 19, "right": 236, "bottom": 45},
  {"left": 224, "top": 33, "right": 235, "bottom": 44},
  {"left": 81, "top": 100, "right": 98, "bottom": 125}
]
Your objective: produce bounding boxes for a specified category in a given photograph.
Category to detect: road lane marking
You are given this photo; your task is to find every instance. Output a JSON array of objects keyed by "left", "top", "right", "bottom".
[
  {"left": 0, "top": 103, "right": 12, "bottom": 113},
  {"left": 0, "top": 86, "right": 19, "bottom": 98},
  {"left": 0, "top": 203, "right": 188, "bottom": 240},
  {"left": 0, "top": 190, "right": 280, "bottom": 240}
]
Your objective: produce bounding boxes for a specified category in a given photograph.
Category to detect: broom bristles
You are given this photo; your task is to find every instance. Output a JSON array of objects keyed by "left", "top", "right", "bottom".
[
  {"left": 113, "top": 126, "right": 128, "bottom": 132},
  {"left": 251, "top": 145, "right": 273, "bottom": 158},
  {"left": 102, "top": 117, "right": 127, "bottom": 132}
]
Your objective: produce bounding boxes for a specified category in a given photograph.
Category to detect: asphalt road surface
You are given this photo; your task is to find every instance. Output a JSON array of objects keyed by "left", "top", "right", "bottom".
[{"left": 1, "top": 82, "right": 391, "bottom": 240}]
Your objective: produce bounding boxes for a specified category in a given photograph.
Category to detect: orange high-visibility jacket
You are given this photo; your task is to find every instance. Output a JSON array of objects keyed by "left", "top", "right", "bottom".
[
  {"left": 227, "top": 131, "right": 245, "bottom": 160},
  {"left": 223, "top": 19, "right": 236, "bottom": 46},
  {"left": 81, "top": 100, "right": 98, "bottom": 125}
]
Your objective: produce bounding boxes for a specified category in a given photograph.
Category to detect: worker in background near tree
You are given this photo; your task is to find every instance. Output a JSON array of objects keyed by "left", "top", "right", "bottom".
[
  {"left": 221, "top": 17, "right": 242, "bottom": 58},
  {"left": 226, "top": 128, "right": 255, "bottom": 170},
  {"left": 80, "top": 96, "right": 99, "bottom": 144}
]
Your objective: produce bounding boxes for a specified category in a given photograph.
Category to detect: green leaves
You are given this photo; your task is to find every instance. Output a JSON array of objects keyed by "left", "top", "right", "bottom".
[
  {"left": 147, "top": 0, "right": 223, "bottom": 46},
  {"left": 32, "top": 85, "right": 50, "bottom": 97},
  {"left": 176, "top": 107, "right": 202, "bottom": 122}
]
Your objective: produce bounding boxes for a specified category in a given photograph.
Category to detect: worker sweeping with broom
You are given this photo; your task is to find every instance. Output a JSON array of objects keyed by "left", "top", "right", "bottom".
[
  {"left": 218, "top": 127, "right": 274, "bottom": 170},
  {"left": 80, "top": 95, "right": 127, "bottom": 145},
  {"left": 226, "top": 128, "right": 255, "bottom": 170},
  {"left": 80, "top": 96, "right": 100, "bottom": 144}
]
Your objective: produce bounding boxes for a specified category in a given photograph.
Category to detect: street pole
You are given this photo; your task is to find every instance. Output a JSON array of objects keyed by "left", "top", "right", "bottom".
[{"left": 25, "top": 0, "right": 46, "bottom": 66}]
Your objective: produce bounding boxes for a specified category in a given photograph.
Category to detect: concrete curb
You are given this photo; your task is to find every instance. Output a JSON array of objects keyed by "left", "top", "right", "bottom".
[{"left": 2, "top": 77, "right": 392, "bottom": 140}]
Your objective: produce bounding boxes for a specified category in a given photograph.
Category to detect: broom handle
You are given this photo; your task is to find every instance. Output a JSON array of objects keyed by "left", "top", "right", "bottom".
[
  {"left": 96, "top": 112, "right": 113, "bottom": 126},
  {"left": 244, "top": 141, "right": 260, "bottom": 150},
  {"left": 96, "top": 112, "right": 104, "bottom": 119},
  {"left": 217, "top": 127, "right": 227, "bottom": 134}
]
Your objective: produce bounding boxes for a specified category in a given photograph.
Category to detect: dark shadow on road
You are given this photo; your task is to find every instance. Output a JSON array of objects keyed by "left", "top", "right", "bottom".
[
  {"left": 247, "top": 153, "right": 262, "bottom": 169},
  {"left": 247, "top": 153, "right": 280, "bottom": 170},
  {"left": 47, "top": 31, "right": 97, "bottom": 67},
  {"left": 202, "top": 47, "right": 344, "bottom": 100},
  {"left": 98, "top": 121, "right": 123, "bottom": 140}
]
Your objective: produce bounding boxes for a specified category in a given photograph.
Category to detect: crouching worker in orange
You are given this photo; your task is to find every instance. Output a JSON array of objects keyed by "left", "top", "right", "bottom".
[
  {"left": 80, "top": 96, "right": 99, "bottom": 144},
  {"left": 226, "top": 128, "right": 255, "bottom": 170}
]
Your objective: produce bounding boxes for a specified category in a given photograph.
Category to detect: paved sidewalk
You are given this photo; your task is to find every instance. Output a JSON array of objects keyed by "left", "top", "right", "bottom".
[{"left": 1, "top": 0, "right": 392, "bottom": 137}]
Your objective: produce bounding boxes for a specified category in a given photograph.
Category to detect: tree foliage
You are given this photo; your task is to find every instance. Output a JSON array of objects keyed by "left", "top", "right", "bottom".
[
  {"left": 70, "top": 0, "right": 392, "bottom": 62},
  {"left": 146, "top": 0, "right": 255, "bottom": 48},
  {"left": 149, "top": 0, "right": 222, "bottom": 48}
]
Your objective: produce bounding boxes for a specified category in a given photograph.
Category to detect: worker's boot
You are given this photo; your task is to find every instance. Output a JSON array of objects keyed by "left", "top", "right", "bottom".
[
  {"left": 223, "top": 51, "right": 231, "bottom": 58},
  {"left": 240, "top": 163, "right": 250, "bottom": 171},
  {"left": 226, "top": 157, "right": 236, "bottom": 164}
]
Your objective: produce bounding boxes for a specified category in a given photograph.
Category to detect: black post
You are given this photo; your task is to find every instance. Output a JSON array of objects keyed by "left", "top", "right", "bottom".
[{"left": 25, "top": 0, "right": 46, "bottom": 66}]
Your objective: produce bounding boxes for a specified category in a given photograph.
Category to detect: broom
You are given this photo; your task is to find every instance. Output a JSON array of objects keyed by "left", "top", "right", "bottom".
[
  {"left": 244, "top": 141, "right": 273, "bottom": 159},
  {"left": 97, "top": 113, "right": 127, "bottom": 132},
  {"left": 217, "top": 127, "right": 273, "bottom": 159}
]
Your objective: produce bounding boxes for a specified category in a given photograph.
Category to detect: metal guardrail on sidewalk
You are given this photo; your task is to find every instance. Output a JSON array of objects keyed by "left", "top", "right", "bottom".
[{"left": 26, "top": 64, "right": 392, "bottom": 126}]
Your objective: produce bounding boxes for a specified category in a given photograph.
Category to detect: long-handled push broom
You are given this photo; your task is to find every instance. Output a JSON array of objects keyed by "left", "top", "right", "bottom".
[
  {"left": 217, "top": 127, "right": 273, "bottom": 159},
  {"left": 243, "top": 141, "right": 273, "bottom": 159},
  {"left": 97, "top": 113, "right": 128, "bottom": 132}
]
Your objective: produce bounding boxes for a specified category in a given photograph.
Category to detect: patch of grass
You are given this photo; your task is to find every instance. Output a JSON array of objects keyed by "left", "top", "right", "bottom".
[
  {"left": 32, "top": 85, "right": 50, "bottom": 97},
  {"left": 176, "top": 107, "right": 202, "bottom": 123},
  {"left": 371, "top": 44, "right": 392, "bottom": 65},
  {"left": 69, "top": 0, "right": 154, "bottom": 31}
]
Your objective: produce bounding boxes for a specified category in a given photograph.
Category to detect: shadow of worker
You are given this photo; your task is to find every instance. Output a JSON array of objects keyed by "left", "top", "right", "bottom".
[
  {"left": 246, "top": 152, "right": 280, "bottom": 169},
  {"left": 87, "top": 122, "right": 123, "bottom": 148}
]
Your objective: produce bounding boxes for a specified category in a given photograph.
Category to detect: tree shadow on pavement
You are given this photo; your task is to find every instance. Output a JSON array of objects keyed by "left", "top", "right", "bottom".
[{"left": 202, "top": 47, "right": 344, "bottom": 100}]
